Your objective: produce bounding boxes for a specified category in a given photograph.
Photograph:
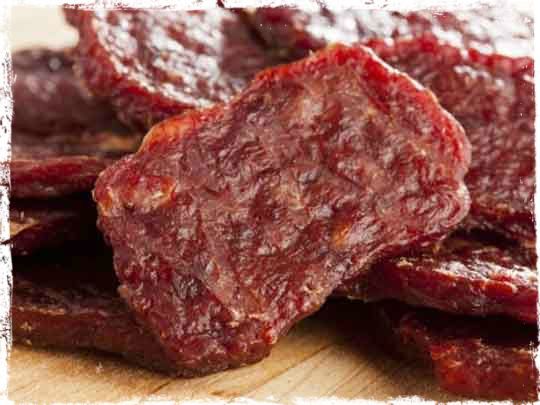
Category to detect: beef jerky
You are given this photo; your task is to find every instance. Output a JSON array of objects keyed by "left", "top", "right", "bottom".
[
  {"left": 337, "top": 234, "right": 537, "bottom": 324},
  {"left": 63, "top": 7, "right": 85, "bottom": 27},
  {"left": 12, "top": 247, "right": 176, "bottom": 373},
  {"left": 12, "top": 48, "right": 116, "bottom": 134},
  {"left": 248, "top": 6, "right": 533, "bottom": 59},
  {"left": 337, "top": 37, "right": 535, "bottom": 323},
  {"left": 370, "top": 301, "right": 538, "bottom": 400},
  {"left": 7, "top": 196, "right": 99, "bottom": 256},
  {"left": 10, "top": 46, "right": 142, "bottom": 198},
  {"left": 69, "top": 8, "right": 278, "bottom": 130},
  {"left": 94, "top": 45, "right": 471, "bottom": 376},
  {"left": 10, "top": 129, "right": 142, "bottom": 198},
  {"left": 365, "top": 35, "right": 535, "bottom": 248}
]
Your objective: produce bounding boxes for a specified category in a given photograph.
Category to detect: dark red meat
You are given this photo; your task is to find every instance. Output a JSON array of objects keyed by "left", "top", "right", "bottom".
[
  {"left": 248, "top": 6, "right": 533, "bottom": 59},
  {"left": 94, "top": 45, "right": 470, "bottom": 376},
  {"left": 12, "top": 48, "right": 116, "bottom": 134},
  {"left": 7, "top": 197, "right": 99, "bottom": 256},
  {"left": 337, "top": 234, "right": 537, "bottom": 324},
  {"left": 63, "top": 7, "right": 86, "bottom": 27},
  {"left": 69, "top": 9, "right": 278, "bottom": 130},
  {"left": 10, "top": 47, "right": 142, "bottom": 198},
  {"left": 370, "top": 302, "right": 538, "bottom": 400},
  {"left": 12, "top": 248, "right": 176, "bottom": 373},
  {"left": 365, "top": 35, "right": 535, "bottom": 248},
  {"left": 10, "top": 129, "right": 142, "bottom": 198},
  {"left": 11, "top": 127, "right": 140, "bottom": 161}
]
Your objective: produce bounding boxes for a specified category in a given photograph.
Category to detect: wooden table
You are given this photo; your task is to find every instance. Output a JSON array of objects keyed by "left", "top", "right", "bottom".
[{"left": 8, "top": 7, "right": 456, "bottom": 403}]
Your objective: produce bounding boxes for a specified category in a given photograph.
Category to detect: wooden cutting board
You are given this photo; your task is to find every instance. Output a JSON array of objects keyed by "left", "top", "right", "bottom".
[{"left": 7, "top": 7, "right": 456, "bottom": 403}]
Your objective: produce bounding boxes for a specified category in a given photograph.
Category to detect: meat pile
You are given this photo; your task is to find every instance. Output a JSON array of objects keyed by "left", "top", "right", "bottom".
[{"left": 9, "top": 5, "right": 536, "bottom": 401}]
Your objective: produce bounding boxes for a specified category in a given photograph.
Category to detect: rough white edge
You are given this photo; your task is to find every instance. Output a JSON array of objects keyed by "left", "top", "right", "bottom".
[
  {"left": 10, "top": 0, "right": 535, "bottom": 11},
  {"left": 222, "top": 0, "right": 497, "bottom": 11},
  {"left": 2, "top": 0, "right": 539, "bottom": 404},
  {"left": 0, "top": 1, "right": 11, "bottom": 403},
  {"left": 535, "top": 0, "right": 540, "bottom": 400},
  {"left": 18, "top": 0, "right": 218, "bottom": 9}
]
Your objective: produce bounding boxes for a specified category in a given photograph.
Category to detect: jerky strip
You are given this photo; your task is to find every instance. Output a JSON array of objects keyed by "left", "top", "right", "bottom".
[
  {"left": 10, "top": 129, "right": 142, "bottom": 199},
  {"left": 248, "top": 7, "right": 533, "bottom": 59},
  {"left": 12, "top": 248, "right": 176, "bottom": 373},
  {"left": 7, "top": 196, "right": 99, "bottom": 256},
  {"left": 369, "top": 301, "right": 538, "bottom": 401},
  {"left": 337, "top": 234, "right": 537, "bottom": 324},
  {"left": 12, "top": 48, "right": 116, "bottom": 134},
  {"left": 366, "top": 35, "right": 535, "bottom": 248}
]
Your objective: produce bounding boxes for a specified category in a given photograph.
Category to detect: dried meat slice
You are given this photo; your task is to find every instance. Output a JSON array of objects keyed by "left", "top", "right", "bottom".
[
  {"left": 369, "top": 301, "right": 538, "bottom": 400},
  {"left": 7, "top": 196, "right": 99, "bottom": 256},
  {"left": 69, "top": 9, "right": 278, "bottom": 130},
  {"left": 248, "top": 6, "right": 533, "bottom": 59},
  {"left": 337, "top": 234, "right": 537, "bottom": 324},
  {"left": 63, "top": 7, "right": 86, "bottom": 27},
  {"left": 94, "top": 45, "right": 470, "bottom": 376},
  {"left": 12, "top": 248, "right": 176, "bottom": 373},
  {"left": 12, "top": 48, "right": 116, "bottom": 134},
  {"left": 10, "top": 47, "right": 142, "bottom": 198},
  {"left": 10, "top": 129, "right": 142, "bottom": 198},
  {"left": 364, "top": 35, "right": 535, "bottom": 248}
]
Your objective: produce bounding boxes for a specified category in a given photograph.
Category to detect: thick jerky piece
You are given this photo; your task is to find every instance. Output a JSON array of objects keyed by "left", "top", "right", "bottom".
[
  {"left": 11, "top": 156, "right": 107, "bottom": 199},
  {"left": 248, "top": 6, "right": 533, "bottom": 59},
  {"left": 337, "top": 38, "right": 536, "bottom": 322},
  {"left": 12, "top": 48, "right": 116, "bottom": 134},
  {"left": 364, "top": 36, "right": 535, "bottom": 248},
  {"left": 94, "top": 45, "right": 470, "bottom": 376},
  {"left": 12, "top": 248, "right": 176, "bottom": 373},
  {"left": 7, "top": 196, "right": 99, "bottom": 256},
  {"left": 70, "top": 9, "right": 278, "bottom": 130},
  {"left": 10, "top": 47, "right": 142, "bottom": 198},
  {"left": 370, "top": 302, "right": 538, "bottom": 400},
  {"left": 10, "top": 129, "right": 142, "bottom": 198},
  {"left": 463, "top": 215, "right": 536, "bottom": 252},
  {"left": 12, "top": 128, "right": 140, "bottom": 160},
  {"left": 337, "top": 235, "right": 537, "bottom": 324}
]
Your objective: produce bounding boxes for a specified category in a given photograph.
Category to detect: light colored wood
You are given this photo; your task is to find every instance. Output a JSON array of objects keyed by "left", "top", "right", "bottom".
[{"left": 7, "top": 7, "right": 457, "bottom": 403}]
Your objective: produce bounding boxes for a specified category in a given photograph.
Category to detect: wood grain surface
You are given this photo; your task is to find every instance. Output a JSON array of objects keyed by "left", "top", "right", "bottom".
[{"left": 7, "top": 7, "right": 457, "bottom": 403}]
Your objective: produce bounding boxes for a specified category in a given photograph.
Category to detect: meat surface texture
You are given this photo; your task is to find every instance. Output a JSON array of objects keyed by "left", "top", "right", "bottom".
[
  {"left": 69, "top": 9, "right": 278, "bottom": 130},
  {"left": 10, "top": 129, "right": 142, "bottom": 199},
  {"left": 365, "top": 35, "right": 535, "bottom": 249},
  {"left": 10, "top": 47, "right": 142, "bottom": 198},
  {"left": 12, "top": 48, "right": 116, "bottom": 134},
  {"left": 337, "top": 234, "right": 537, "bottom": 324},
  {"left": 12, "top": 248, "right": 176, "bottom": 373},
  {"left": 7, "top": 197, "right": 99, "bottom": 256},
  {"left": 370, "top": 302, "right": 538, "bottom": 400},
  {"left": 249, "top": 7, "right": 533, "bottom": 59},
  {"left": 94, "top": 45, "right": 471, "bottom": 376}
]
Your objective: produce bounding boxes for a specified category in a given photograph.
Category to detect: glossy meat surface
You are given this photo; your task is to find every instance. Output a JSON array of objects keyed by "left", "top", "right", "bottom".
[
  {"left": 249, "top": 6, "right": 533, "bottom": 59},
  {"left": 370, "top": 302, "right": 538, "bottom": 400},
  {"left": 7, "top": 197, "right": 99, "bottom": 256},
  {"left": 95, "top": 45, "right": 470, "bottom": 375},
  {"left": 366, "top": 35, "right": 535, "bottom": 248},
  {"left": 12, "top": 248, "right": 176, "bottom": 373},
  {"left": 70, "top": 9, "right": 278, "bottom": 130},
  {"left": 12, "top": 48, "right": 116, "bottom": 134},
  {"left": 10, "top": 129, "right": 142, "bottom": 198},
  {"left": 338, "top": 234, "right": 537, "bottom": 324}
]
